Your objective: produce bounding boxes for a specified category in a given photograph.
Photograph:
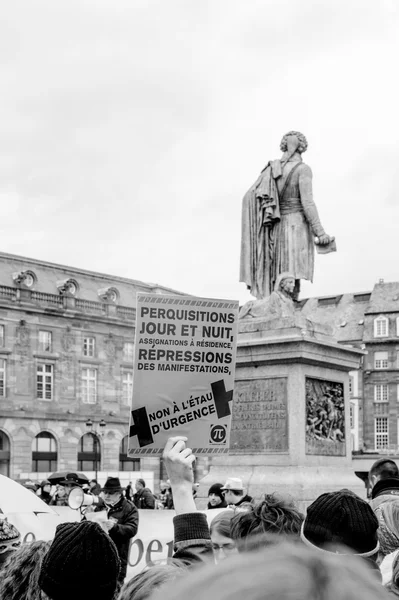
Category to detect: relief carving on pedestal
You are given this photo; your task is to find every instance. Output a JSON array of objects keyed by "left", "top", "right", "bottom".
[{"left": 305, "top": 377, "right": 345, "bottom": 456}]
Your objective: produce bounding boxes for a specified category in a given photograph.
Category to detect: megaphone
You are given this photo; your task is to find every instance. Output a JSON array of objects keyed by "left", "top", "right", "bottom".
[{"left": 68, "top": 487, "right": 100, "bottom": 510}]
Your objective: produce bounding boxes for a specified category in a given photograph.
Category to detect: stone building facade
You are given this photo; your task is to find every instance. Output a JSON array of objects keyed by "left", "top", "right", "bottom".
[
  {"left": 0, "top": 252, "right": 190, "bottom": 487},
  {"left": 300, "top": 280, "right": 399, "bottom": 487}
]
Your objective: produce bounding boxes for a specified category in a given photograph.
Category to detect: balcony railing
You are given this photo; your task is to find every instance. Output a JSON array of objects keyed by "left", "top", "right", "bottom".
[
  {"left": 75, "top": 299, "right": 106, "bottom": 314},
  {"left": 0, "top": 284, "right": 136, "bottom": 321},
  {"left": 116, "top": 306, "right": 135, "bottom": 320},
  {"left": 0, "top": 285, "right": 17, "bottom": 299},
  {"left": 31, "top": 291, "right": 63, "bottom": 306}
]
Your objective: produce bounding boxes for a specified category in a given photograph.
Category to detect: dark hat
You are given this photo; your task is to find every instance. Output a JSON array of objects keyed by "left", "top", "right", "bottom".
[
  {"left": 39, "top": 521, "right": 120, "bottom": 600},
  {"left": 102, "top": 477, "right": 123, "bottom": 493},
  {"left": 0, "top": 518, "right": 21, "bottom": 555},
  {"left": 301, "top": 489, "right": 379, "bottom": 556},
  {"left": 60, "top": 473, "right": 82, "bottom": 486},
  {"left": 40, "top": 479, "right": 51, "bottom": 487},
  {"left": 208, "top": 483, "right": 225, "bottom": 500}
]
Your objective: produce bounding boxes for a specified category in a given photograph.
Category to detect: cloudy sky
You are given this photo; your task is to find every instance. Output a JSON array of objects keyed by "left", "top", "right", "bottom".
[{"left": 0, "top": 0, "right": 398, "bottom": 304}]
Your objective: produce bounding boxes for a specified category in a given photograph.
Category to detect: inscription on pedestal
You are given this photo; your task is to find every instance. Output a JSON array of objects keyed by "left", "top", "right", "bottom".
[
  {"left": 305, "top": 377, "right": 345, "bottom": 456},
  {"left": 230, "top": 378, "right": 288, "bottom": 453}
]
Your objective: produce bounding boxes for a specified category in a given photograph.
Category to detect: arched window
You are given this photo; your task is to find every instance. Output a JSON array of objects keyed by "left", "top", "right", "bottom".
[
  {"left": 374, "top": 315, "right": 389, "bottom": 338},
  {"left": 0, "top": 431, "right": 10, "bottom": 476},
  {"left": 78, "top": 433, "right": 101, "bottom": 472},
  {"left": 119, "top": 435, "right": 140, "bottom": 472},
  {"left": 32, "top": 432, "right": 57, "bottom": 473}
]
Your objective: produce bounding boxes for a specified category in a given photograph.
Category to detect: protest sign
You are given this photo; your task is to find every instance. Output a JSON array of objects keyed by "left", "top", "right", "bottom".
[{"left": 128, "top": 294, "right": 239, "bottom": 455}]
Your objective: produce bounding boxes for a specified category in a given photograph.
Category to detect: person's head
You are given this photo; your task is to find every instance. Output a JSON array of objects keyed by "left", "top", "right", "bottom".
[
  {"left": 280, "top": 131, "right": 308, "bottom": 155},
  {"left": 274, "top": 273, "right": 295, "bottom": 297},
  {"left": 56, "top": 485, "right": 66, "bottom": 498},
  {"left": 301, "top": 489, "right": 379, "bottom": 558},
  {"left": 118, "top": 559, "right": 187, "bottom": 600},
  {"left": 231, "top": 494, "right": 304, "bottom": 550},
  {"left": 210, "top": 510, "right": 237, "bottom": 563},
  {"left": 24, "top": 482, "right": 38, "bottom": 494},
  {"left": 369, "top": 458, "right": 399, "bottom": 488},
  {"left": 39, "top": 521, "right": 120, "bottom": 600},
  {"left": 89, "top": 479, "right": 97, "bottom": 489},
  {"left": 40, "top": 480, "right": 51, "bottom": 494},
  {"left": 0, "top": 518, "right": 21, "bottom": 570},
  {"left": 0, "top": 540, "right": 50, "bottom": 599},
  {"left": 221, "top": 478, "right": 245, "bottom": 506},
  {"left": 59, "top": 473, "right": 82, "bottom": 489},
  {"left": 375, "top": 499, "right": 399, "bottom": 557},
  {"left": 102, "top": 477, "right": 123, "bottom": 506},
  {"left": 154, "top": 542, "right": 387, "bottom": 600},
  {"left": 135, "top": 478, "right": 145, "bottom": 492},
  {"left": 208, "top": 483, "right": 225, "bottom": 508}
]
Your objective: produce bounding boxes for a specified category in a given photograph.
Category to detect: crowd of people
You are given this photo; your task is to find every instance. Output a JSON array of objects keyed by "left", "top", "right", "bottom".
[{"left": 1, "top": 439, "right": 399, "bottom": 599}]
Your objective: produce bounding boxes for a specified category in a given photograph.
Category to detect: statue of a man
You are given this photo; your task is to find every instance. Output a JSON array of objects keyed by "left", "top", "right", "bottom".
[{"left": 240, "top": 131, "right": 334, "bottom": 300}]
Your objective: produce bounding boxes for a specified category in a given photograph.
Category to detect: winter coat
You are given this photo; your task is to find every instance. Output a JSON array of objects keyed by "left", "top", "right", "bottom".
[
  {"left": 134, "top": 487, "right": 155, "bottom": 509},
  {"left": 95, "top": 496, "right": 138, "bottom": 580}
]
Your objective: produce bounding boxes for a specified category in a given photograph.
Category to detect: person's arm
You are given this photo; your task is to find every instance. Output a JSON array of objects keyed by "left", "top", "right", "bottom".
[
  {"left": 109, "top": 503, "right": 139, "bottom": 541},
  {"left": 298, "top": 165, "right": 332, "bottom": 244},
  {"left": 163, "top": 436, "right": 213, "bottom": 567}
]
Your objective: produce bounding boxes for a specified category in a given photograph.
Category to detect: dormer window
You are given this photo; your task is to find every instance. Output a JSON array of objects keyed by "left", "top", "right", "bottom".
[{"left": 374, "top": 315, "right": 388, "bottom": 338}]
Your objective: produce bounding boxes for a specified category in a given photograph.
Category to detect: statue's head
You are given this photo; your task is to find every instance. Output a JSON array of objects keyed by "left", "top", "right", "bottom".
[
  {"left": 280, "top": 131, "right": 308, "bottom": 154},
  {"left": 275, "top": 272, "right": 295, "bottom": 297}
]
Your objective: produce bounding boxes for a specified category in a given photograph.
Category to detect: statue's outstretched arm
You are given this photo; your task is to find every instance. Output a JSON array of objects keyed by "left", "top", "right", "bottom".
[{"left": 298, "top": 165, "right": 326, "bottom": 238}]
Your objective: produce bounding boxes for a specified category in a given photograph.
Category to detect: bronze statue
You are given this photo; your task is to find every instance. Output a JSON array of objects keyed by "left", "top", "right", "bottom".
[{"left": 240, "top": 131, "right": 335, "bottom": 300}]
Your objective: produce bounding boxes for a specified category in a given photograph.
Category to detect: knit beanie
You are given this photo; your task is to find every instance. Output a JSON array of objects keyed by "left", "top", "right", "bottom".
[
  {"left": 208, "top": 483, "right": 224, "bottom": 501},
  {"left": 301, "top": 489, "right": 379, "bottom": 556},
  {"left": 0, "top": 518, "right": 21, "bottom": 554},
  {"left": 39, "top": 521, "right": 120, "bottom": 600}
]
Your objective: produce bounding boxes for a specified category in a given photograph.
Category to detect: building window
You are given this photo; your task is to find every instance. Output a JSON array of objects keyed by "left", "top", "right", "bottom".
[
  {"left": 122, "top": 371, "right": 133, "bottom": 406},
  {"left": 0, "top": 325, "right": 4, "bottom": 348},
  {"left": 123, "top": 342, "right": 134, "bottom": 363},
  {"left": 83, "top": 337, "right": 96, "bottom": 357},
  {"left": 32, "top": 432, "right": 57, "bottom": 473},
  {"left": 78, "top": 433, "right": 100, "bottom": 472},
  {"left": 0, "top": 431, "right": 10, "bottom": 477},
  {"left": 37, "top": 364, "right": 53, "bottom": 400},
  {"left": 0, "top": 359, "right": 6, "bottom": 397},
  {"left": 82, "top": 368, "right": 97, "bottom": 404},
  {"left": 119, "top": 435, "right": 140, "bottom": 471},
  {"left": 374, "top": 316, "right": 389, "bottom": 338},
  {"left": 374, "top": 384, "right": 388, "bottom": 403},
  {"left": 375, "top": 351, "right": 389, "bottom": 369},
  {"left": 375, "top": 417, "right": 389, "bottom": 450},
  {"left": 38, "top": 331, "right": 52, "bottom": 353}
]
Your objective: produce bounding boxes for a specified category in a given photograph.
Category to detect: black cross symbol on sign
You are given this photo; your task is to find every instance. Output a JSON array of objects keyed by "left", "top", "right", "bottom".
[
  {"left": 129, "top": 407, "right": 153, "bottom": 448},
  {"left": 211, "top": 380, "right": 234, "bottom": 419}
]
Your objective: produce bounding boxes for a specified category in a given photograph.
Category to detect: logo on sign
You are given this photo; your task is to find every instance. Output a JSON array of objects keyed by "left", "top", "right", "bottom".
[{"left": 209, "top": 424, "right": 227, "bottom": 445}]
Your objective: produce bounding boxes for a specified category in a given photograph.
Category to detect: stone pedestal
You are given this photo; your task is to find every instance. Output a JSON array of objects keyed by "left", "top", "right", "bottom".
[{"left": 200, "top": 316, "right": 365, "bottom": 512}]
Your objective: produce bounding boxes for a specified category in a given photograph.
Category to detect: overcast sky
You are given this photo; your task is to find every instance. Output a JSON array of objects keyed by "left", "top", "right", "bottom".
[{"left": 0, "top": 0, "right": 398, "bottom": 304}]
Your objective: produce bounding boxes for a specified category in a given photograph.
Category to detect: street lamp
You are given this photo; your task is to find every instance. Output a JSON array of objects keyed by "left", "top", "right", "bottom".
[{"left": 85, "top": 419, "right": 107, "bottom": 480}]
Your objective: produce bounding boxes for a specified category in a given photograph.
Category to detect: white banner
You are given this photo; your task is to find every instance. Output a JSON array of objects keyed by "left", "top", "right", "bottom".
[{"left": 6, "top": 507, "right": 220, "bottom": 579}]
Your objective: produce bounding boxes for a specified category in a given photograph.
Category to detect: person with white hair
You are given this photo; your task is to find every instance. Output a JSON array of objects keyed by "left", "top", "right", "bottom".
[{"left": 220, "top": 478, "right": 253, "bottom": 508}]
